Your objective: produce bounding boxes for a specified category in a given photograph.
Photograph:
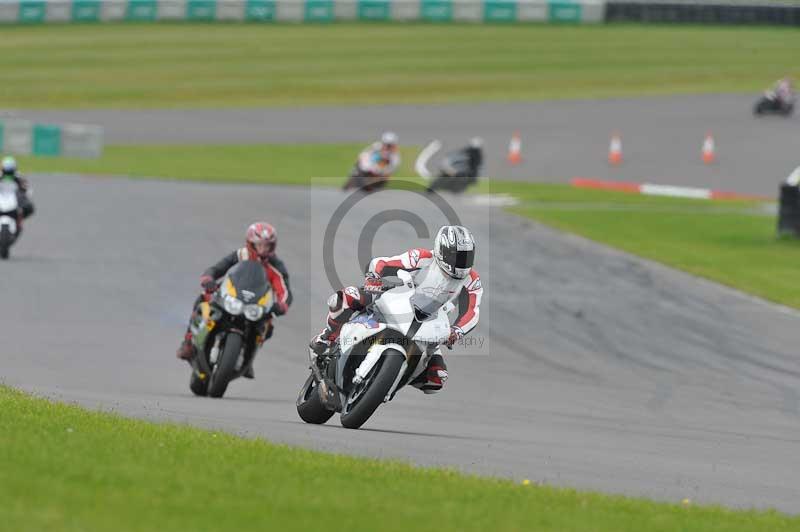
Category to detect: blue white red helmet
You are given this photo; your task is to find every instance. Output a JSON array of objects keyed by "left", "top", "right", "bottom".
[
  {"left": 433, "top": 225, "right": 475, "bottom": 279},
  {"left": 246, "top": 222, "right": 277, "bottom": 259}
]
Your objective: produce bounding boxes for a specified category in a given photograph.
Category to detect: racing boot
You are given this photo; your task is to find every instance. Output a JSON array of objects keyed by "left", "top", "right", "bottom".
[
  {"left": 244, "top": 321, "right": 276, "bottom": 379},
  {"left": 411, "top": 353, "right": 448, "bottom": 394},
  {"left": 309, "top": 327, "right": 340, "bottom": 371},
  {"left": 176, "top": 332, "right": 196, "bottom": 361},
  {"left": 309, "top": 331, "right": 332, "bottom": 359}
]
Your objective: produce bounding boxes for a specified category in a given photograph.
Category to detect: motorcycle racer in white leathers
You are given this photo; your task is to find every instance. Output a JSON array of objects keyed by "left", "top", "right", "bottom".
[
  {"left": 310, "top": 225, "right": 482, "bottom": 394},
  {"left": 358, "top": 131, "right": 400, "bottom": 177}
]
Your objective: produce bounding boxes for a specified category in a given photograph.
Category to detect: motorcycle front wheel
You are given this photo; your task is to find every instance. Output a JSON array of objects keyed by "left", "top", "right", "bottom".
[
  {"left": 208, "top": 332, "right": 242, "bottom": 398},
  {"left": 189, "top": 370, "right": 209, "bottom": 396},
  {"left": 0, "top": 226, "right": 12, "bottom": 259},
  {"left": 340, "top": 350, "right": 405, "bottom": 429}
]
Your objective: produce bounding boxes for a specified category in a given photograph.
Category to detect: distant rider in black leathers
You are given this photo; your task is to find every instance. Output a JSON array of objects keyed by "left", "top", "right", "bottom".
[{"left": 427, "top": 137, "right": 483, "bottom": 193}]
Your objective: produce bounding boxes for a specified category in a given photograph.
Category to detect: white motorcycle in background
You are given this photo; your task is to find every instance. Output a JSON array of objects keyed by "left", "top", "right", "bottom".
[
  {"left": 0, "top": 179, "right": 20, "bottom": 260},
  {"left": 297, "top": 269, "right": 452, "bottom": 429}
]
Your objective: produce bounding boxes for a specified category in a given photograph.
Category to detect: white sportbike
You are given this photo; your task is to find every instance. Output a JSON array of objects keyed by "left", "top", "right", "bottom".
[{"left": 297, "top": 269, "right": 452, "bottom": 429}]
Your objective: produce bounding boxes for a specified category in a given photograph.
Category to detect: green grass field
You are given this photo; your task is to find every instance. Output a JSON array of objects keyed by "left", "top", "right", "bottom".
[
  {"left": 1, "top": 385, "right": 797, "bottom": 532},
  {"left": 21, "top": 143, "right": 800, "bottom": 308},
  {"left": 1, "top": 23, "right": 798, "bottom": 108},
  {"left": 17, "top": 143, "right": 419, "bottom": 184},
  {"left": 486, "top": 181, "right": 800, "bottom": 308}
]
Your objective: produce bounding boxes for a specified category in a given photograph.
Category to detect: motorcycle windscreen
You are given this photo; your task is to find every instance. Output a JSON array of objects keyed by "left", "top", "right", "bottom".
[
  {"left": 411, "top": 264, "right": 463, "bottom": 320},
  {"left": 227, "top": 261, "right": 270, "bottom": 303}
]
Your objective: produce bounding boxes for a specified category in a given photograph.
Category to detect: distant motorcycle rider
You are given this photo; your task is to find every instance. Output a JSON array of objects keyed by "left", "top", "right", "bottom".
[
  {"left": 443, "top": 137, "right": 483, "bottom": 180},
  {"left": 1, "top": 156, "right": 35, "bottom": 220},
  {"left": 310, "top": 225, "right": 482, "bottom": 394},
  {"left": 428, "top": 137, "right": 484, "bottom": 194},
  {"left": 176, "top": 222, "right": 292, "bottom": 379},
  {"left": 347, "top": 131, "right": 401, "bottom": 190},
  {"left": 767, "top": 77, "right": 795, "bottom": 107}
]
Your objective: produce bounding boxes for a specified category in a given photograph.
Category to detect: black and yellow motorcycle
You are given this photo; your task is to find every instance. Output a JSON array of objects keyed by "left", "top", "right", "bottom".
[{"left": 188, "top": 261, "right": 273, "bottom": 398}]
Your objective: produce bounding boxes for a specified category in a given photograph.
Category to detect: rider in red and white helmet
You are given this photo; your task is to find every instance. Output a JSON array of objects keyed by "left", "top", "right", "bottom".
[
  {"left": 245, "top": 222, "right": 278, "bottom": 261},
  {"left": 176, "top": 222, "right": 292, "bottom": 378}
]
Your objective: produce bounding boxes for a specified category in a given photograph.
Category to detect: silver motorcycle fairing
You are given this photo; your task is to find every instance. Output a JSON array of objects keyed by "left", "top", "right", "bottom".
[
  {"left": 334, "top": 270, "right": 452, "bottom": 402},
  {"left": 0, "top": 182, "right": 19, "bottom": 235},
  {"left": 335, "top": 316, "right": 388, "bottom": 394},
  {"left": 374, "top": 271, "right": 416, "bottom": 335},
  {"left": 412, "top": 312, "right": 451, "bottom": 345}
]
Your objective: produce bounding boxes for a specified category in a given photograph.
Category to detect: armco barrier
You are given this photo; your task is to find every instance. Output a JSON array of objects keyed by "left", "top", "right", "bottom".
[
  {"left": 0, "top": 120, "right": 104, "bottom": 158},
  {"left": 0, "top": 0, "right": 606, "bottom": 23},
  {"left": 606, "top": 1, "right": 800, "bottom": 25}
]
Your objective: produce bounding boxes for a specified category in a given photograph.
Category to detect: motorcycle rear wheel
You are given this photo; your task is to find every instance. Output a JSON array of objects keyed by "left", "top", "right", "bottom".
[
  {"left": 296, "top": 374, "right": 335, "bottom": 424},
  {"left": 340, "top": 350, "right": 405, "bottom": 429}
]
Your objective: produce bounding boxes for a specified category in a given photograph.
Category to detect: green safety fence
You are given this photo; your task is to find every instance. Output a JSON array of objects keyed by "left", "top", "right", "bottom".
[{"left": 0, "top": 0, "right": 605, "bottom": 24}]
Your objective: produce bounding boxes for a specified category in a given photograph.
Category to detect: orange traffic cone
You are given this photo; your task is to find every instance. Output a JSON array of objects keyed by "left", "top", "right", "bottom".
[
  {"left": 507, "top": 131, "right": 522, "bottom": 165},
  {"left": 608, "top": 133, "right": 623, "bottom": 165},
  {"left": 702, "top": 132, "right": 716, "bottom": 165}
]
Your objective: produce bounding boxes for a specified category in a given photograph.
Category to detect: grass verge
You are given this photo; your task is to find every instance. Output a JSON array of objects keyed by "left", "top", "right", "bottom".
[
  {"left": 18, "top": 143, "right": 419, "bottom": 184},
  {"left": 483, "top": 181, "right": 800, "bottom": 308},
  {"left": 1, "top": 385, "right": 797, "bottom": 532},
  {"left": 0, "top": 23, "right": 798, "bottom": 108},
  {"left": 20, "top": 143, "right": 800, "bottom": 308}
]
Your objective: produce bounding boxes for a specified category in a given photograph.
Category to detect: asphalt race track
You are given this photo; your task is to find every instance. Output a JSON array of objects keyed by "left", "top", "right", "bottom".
[
  {"left": 11, "top": 93, "right": 800, "bottom": 196},
  {"left": 4, "top": 173, "right": 800, "bottom": 512}
]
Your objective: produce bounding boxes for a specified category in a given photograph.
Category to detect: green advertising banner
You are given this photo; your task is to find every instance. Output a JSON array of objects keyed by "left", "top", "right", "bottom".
[
  {"left": 125, "top": 0, "right": 158, "bottom": 21},
  {"left": 358, "top": 0, "right": 390, "bottom": 20},
  {"left": 18, "top": 1, "right": 46, "bottom": 23},
  {"left": 548, "top": 0, "right": 581, "bottom": 22},
  {"left": 421, "top": 0, "right": 452, "bottom": 21},
  {"left": 32, "top": 125, "right": 62, "bottom": 157},
  {"left": 304, "top": 0, "right": 334, "bottom": 21},
  {"left": 187, "top": 0, "right": 216, "bottom": 20},
  {"left": 72, "top": 0, "right": 102, "bottom": 21},
  {"left": 483, "top": 0, "right": 516, "bottom": 22},
  {"left": 0, "top": 0, "right": 601, "bottom": 25},
  {"left": 245, "top": 0, "right": 275, "bottom": 20}
]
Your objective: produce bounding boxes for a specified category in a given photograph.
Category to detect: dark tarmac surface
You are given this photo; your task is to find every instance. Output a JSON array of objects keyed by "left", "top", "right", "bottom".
[
  {"left": 10, "top": 93, "right": 799, "bottom": 196},
  {"left": 4, "top": 174, "right": 800, "bottom": 512}
]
